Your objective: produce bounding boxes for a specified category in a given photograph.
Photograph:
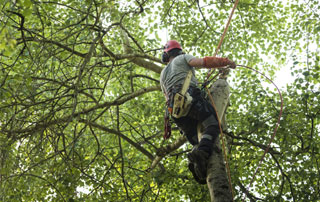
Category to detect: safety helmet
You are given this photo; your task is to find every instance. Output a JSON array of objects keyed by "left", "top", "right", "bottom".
[{"left": 164, "top": 40, "right": 182, "bottom": 53}]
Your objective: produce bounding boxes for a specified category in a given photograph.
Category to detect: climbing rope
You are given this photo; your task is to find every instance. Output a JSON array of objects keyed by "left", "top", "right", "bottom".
[
  {"left": 206, "top": 64, "right": 284, "bottom": 201},
  {"left": 205, "top": 0, "right": 240, "bottom": 81},
  {"left": 204, "top": 0, "right": 240, "bottom": 200},
  {"left": 238, "top": 65, "right": 284, "bottom": 202},
  {"left": 206, "top": 88, "right": 235, "bottom": 199},
  {"left": 204, "top": 0, "right": 283, "bottom": 201},
  {"left": 214, "top": 0, "right": 239, "bottom": 57}
]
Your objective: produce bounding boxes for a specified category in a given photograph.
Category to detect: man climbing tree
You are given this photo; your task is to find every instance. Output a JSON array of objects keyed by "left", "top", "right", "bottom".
[{"left": 160, "top": 40, "right": 236, "bottom": 184}]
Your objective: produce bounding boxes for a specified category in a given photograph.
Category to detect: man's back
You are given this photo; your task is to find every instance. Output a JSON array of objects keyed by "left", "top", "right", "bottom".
[{"left": 160, "top": 54, "right": 197, "bottom": 94}]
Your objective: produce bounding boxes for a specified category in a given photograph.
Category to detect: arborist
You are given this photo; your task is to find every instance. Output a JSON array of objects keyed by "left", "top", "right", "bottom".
[{"left": 160, "top": 40, "right": 236, "bottom": 184}]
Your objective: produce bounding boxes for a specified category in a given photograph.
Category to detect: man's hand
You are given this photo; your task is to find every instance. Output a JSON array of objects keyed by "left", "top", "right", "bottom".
[{"left": 228, "top": 60, "right": 236, "bottom": 69}]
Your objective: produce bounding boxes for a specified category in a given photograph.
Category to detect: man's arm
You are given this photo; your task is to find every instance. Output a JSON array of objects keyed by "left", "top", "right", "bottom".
[
  {"left": 188, "top": 58, "right": 204, "bottom": 67},
  {"left": 189, "top": 57, "right": 236, "bottom": 69}
]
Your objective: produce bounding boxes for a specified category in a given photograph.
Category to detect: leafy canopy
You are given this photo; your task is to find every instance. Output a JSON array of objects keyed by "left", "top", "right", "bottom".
[{"left": 0, "top": 0, "right": 319, "bottom": 201}]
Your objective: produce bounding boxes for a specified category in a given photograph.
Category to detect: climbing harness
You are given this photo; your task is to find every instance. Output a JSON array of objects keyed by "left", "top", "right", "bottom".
[{"left": 163, "top": 70, "right": 193, "bottom": 139}]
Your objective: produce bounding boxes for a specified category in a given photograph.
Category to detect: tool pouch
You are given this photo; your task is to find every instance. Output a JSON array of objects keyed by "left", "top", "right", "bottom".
[{"left": 171, "top": 92, "right": 192, "bottom": 118}]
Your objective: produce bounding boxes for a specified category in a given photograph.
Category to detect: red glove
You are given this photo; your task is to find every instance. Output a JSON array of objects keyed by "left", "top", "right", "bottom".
[{"left": 203, "top": 57, "right": 236, "bottom": 69}]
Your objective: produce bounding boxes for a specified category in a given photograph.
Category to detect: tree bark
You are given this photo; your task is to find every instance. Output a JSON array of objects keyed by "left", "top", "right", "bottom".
[{"left": 198, "top": 78, "right": 233, "bottom": 202}]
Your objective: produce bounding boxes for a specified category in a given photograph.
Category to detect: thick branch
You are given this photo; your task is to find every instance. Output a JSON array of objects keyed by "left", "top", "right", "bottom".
[
  {"left": 114, "top": 53, "right": 163, "bottom": 64},
  {"left": 99, "top": 36, "right": 163, "bottom": 73},
  {"left": 126, "top": 56, "right": 163, "bottom": 74}
]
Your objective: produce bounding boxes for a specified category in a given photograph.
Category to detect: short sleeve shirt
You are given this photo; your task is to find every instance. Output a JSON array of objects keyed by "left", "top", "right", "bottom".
[{"left": 160, "top": 54, "right": 198, "bottom": 94}]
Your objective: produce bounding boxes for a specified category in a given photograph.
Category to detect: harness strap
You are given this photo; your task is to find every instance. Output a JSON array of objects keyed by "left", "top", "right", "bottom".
[{"left": 180, "top": 70, "right": 193, "bottom": 95}]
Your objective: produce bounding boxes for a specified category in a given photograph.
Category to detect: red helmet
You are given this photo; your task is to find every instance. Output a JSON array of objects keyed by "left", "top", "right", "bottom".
[{"left": 164, "top": 40, "right": 182, "bottom": 53}]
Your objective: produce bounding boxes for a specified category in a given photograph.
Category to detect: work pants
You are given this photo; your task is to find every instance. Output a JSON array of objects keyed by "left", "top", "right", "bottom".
[{"left": 173, "top": 87, "right": 220, "bottom": 155}]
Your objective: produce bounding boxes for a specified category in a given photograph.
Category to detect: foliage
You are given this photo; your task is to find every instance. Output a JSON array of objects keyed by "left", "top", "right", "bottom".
[{"left": 0, "top": 0, "right": 319, "bottom": 201}]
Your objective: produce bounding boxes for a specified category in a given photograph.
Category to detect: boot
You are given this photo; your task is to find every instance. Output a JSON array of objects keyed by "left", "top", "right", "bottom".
[
  {"left": 187, "top": 149, "right": 209, "bottom": 181},
  {"left": 188, "top": 162, "right": 206, "bottom": 184}
]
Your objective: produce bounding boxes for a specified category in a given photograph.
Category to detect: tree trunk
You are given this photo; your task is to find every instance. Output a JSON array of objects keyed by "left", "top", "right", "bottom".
[{"left": 198, "top": 78, "right": 233, "bottom": 202}]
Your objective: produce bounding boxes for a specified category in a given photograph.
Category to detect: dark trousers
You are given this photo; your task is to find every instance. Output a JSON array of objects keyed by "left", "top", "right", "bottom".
[{"left": 173, "top": 87, "right": 220, "bottom": 153}]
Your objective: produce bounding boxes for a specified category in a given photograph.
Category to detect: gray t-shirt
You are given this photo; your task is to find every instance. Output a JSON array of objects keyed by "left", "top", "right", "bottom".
[{"left": 160, "top": 54, "right": 198, "bottom": 94}]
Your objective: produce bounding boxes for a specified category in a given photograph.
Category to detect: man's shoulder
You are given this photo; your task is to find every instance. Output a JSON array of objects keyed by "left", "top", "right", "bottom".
[
  {"left": 173, "top": 54, "right": 193, "bottom": 62},
  {"left": 172, "top": 54, "right": 195, "bottom": 67}
]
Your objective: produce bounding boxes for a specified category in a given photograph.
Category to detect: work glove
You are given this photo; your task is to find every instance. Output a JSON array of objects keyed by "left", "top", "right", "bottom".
[
  {"left": 203, "top": 56, "right": 236, "bottom": 69},
  {"left": 228, "top": 60, "right": 236, "bottom": 69}
]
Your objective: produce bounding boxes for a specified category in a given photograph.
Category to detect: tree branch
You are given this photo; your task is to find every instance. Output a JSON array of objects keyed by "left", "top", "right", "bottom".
[
  {"left": 80, "top": 119, "right": 154, "bottom": 161},
  {"left": 226, "top": 132, "right": 280, "bottom": 155},
  {"left": 121, "top": 26, "right": 163, "bottom": 74},
  {"left": 1, "top": 85, "right": 161, "bottom": 136},
  {"left": 149, "top": 136, "right": 187, "bottom": 170}
]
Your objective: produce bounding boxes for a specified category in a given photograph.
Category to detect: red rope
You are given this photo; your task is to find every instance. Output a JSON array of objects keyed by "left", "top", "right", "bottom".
[
  {"left": 206, "top": 87, "right": 235, "bottom": 199},
  {"left": 204, "top": 0, "right": 240, "bottom": 200},
  {"left": 201, "top": 0, "right": 283, "bottom": 199},
  {"left": 206, "top": 0, "right": 240, "bottom": 81},
  {"left": 213, "top": 0, "right": 239, "bottom": 57},
  {"left": 238, "top": 65, "right": 284, "bottom": 202}
]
